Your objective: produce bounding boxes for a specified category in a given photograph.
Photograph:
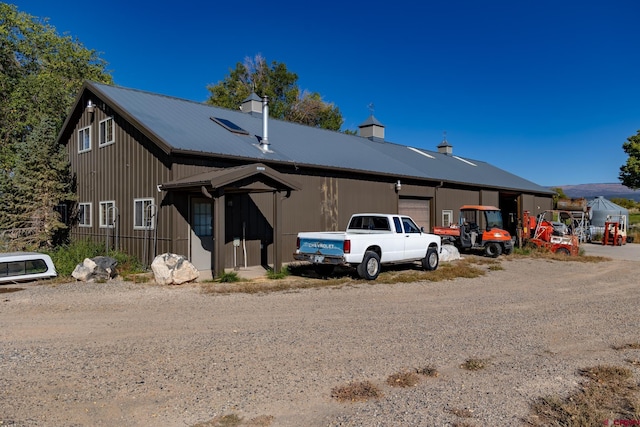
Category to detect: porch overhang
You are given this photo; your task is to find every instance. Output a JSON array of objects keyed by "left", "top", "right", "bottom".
[{"left": 158, "top": 162, "right": 301, "bottom": 196}]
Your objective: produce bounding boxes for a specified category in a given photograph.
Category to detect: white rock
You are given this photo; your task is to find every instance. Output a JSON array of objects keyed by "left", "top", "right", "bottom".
[{"left": 151, "top": 253, "right": 199, "bottom": 285}]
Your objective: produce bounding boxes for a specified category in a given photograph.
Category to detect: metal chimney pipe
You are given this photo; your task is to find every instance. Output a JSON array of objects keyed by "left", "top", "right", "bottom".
[{"left": 261, "top": 96, "right": 269, "bottom": 149}]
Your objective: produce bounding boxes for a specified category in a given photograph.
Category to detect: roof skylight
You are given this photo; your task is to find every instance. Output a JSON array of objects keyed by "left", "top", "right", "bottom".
[{"left": 210, "top": 117, "right": 249, "bottom": 135}]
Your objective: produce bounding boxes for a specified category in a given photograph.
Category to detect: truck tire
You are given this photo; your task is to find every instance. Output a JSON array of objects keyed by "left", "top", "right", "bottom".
[
  {"left": 485, "top": 242, "right": 502, "bottom": 258},
  {"left": 357, "top": 251, "right": 381, "bottom": 280},
  {"left": 422, "top": 247, "right": 439, "bottom": 271}
]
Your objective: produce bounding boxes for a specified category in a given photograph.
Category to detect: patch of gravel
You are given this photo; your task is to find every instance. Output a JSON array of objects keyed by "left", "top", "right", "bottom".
[{"left": 1, "top": 256, "right": 640, "bottom": 426}]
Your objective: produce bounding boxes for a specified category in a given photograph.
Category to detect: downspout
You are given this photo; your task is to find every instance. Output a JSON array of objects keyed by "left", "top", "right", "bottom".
[{"left": 435, "top": 181, "right": 444, "bottom": 229}]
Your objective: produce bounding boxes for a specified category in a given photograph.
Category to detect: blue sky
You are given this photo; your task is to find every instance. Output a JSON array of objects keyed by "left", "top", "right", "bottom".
[{"left": 11, "top": 0, "right": 640, "bottom": 187}]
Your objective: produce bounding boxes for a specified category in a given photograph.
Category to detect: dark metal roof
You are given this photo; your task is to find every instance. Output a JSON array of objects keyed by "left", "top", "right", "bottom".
[{"left": 80, "top": 81, "right": 552, "bottom": 194}]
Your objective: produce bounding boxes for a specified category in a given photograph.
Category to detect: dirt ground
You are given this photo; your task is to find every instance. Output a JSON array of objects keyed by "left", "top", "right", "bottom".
[{"left": 1, "top": 248, "right": 640, "bottom": 426}]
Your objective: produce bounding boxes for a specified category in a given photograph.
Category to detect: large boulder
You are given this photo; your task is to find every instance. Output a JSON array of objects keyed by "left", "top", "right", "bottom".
[
  {"left": 151, "top": 253, "right": 199, "bottom": 285},
  {"left": 440, "top": 244, "right": 462, "bottom": 262},
  {"left": 72, "top": 256, "right": 118, "bottom": 282}
]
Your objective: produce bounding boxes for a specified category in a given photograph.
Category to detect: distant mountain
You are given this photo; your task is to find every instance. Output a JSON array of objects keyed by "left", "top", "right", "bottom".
[{"left": 552, "top": 183, "right": 640, "bottom": 201}]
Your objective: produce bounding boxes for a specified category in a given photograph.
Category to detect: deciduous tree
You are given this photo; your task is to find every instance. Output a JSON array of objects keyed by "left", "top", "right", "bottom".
[
  {"left": 0, "top": 4, "right": 111, "bottom": 247},
  {"left": 206, "top": 54, "right": 344, "bottom": 131},
  {"left": 619, "top": 130, "right": 640, "bottom": 190},
  {"left": 0, "top": 3, "right": 112, "bottom": 168}
]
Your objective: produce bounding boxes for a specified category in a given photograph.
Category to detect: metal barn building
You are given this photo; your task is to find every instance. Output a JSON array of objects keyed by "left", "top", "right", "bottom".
[{"left": 57, "top": 81, "right": 554, "bottom": 276}]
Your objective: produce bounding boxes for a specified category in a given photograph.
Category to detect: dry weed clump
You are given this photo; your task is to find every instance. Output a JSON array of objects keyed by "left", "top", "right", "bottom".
[
  {"left": 386, "top": 371, "right": 421, "bottom": 388},
  {"left": 612, "top": 342, "right": 640, "bottom": 350},
  {"left": 460, "top": 358, "right": 489, "bottom": 371},
  {"left": 447, "top": 407, "right": 474, "bottom": 418},
  {"left": 331, "top": 380, "right": 383, "bottom": 402},
  {"left": 416, "top": 365, "right": 439, "bottom": 377},
  {"left": 528, "top": 365, "right": 640, "bottom": 426},
  {"left": 191, "top": 413, "right": 274, "bottom": 427}
]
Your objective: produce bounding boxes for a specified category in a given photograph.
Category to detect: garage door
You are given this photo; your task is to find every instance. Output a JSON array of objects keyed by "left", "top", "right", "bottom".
[{"left": 399, "top": 198, "right": 430, "bottom": 232}]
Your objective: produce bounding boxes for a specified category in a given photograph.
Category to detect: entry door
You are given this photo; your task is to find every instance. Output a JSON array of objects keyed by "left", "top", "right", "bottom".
[{"left": 190, "top": 198, "right": 213, "bottom": 270}]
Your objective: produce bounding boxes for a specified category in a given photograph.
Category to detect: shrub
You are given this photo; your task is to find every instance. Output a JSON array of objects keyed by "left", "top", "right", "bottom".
[
  {"left": 45, "top": 239, "right": 145, "bottom": 278},
  {"left": 266, "top": 265, "right": 290, "bottom": 280},
  {"left": 218, "top": 271, "right": 241, "bottom": 283}
]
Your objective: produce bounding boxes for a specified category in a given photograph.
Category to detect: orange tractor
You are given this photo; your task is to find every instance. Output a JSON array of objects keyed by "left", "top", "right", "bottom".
[
  {"left": 522, "top": 210, "right": 579, "bottom": 255},
  {"left": 433, "top": 205, "right": 513, "bottom": 258}
]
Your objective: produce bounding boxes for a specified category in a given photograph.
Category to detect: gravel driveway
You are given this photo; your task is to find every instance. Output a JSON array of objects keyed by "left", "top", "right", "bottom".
[{"left": 1, "top": 254, "right": 640, "bottom": 426}]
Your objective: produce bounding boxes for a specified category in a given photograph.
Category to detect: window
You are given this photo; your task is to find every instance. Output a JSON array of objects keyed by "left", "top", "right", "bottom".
[
  {"left": 99, "top": 201, "right": 116, "bottom": 228},
  {"left": 0, "top": 259, "right": 48, "bottom": 277},
  {"left": 442, "top": 210, "right": 453, "bottom": 227},
  {"left": 134, "top": 198, "right": 155, "bottom": 230},
  {"left": 401, "top": 217, "right": 421, "bottom": 233},
  {"left": 78, "top": 126, "right": 91, "bottom": 152},
  {"left": 99, "top": 117, "right": 114, "bottom": 147},
  {"left": 78, "top": 203, "right": 92, "bottom": 227}
]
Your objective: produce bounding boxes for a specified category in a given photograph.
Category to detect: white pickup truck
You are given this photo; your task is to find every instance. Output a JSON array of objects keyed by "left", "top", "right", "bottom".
[{"left": 293, "top": 213, "right": 441, "bottom": 280}]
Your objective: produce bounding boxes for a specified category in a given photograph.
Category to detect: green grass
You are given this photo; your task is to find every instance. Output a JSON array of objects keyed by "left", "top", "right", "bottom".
[{"left": 45, "top": 239, "right": 145, "bottom": 278}]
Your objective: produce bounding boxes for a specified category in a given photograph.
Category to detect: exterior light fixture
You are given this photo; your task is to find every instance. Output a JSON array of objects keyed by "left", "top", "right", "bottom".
[
  {"left": 86, "top": 100, "right": 95, "bottom": 114},
  {"left": 395, "top": 180, "right": 402, "bottom": 192}
]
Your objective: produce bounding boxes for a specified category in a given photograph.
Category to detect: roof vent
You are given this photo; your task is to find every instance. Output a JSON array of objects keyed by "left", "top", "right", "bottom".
[
  {"left": 240, "top": 92, "right": 262, "bottom": 114},
  {"left": 437, "top": 131, "right": 453, "bottom": 155},
  {"left": 358, "top": 114, "right": 385, "bottom": 141}
]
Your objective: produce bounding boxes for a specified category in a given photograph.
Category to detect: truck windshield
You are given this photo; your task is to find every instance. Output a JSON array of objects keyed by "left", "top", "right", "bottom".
[{"left": 485, "top": 210, "right": 504, "bottom": 230}]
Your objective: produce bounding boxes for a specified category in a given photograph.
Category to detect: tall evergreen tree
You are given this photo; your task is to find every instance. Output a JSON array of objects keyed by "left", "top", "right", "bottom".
[{"left": 0, "top": 116, "right": 75, "bottom": 249}]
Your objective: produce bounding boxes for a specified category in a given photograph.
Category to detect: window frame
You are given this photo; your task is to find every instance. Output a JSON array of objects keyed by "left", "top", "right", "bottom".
[
  {"left": 78, "top": 202, "right": 92, "bottom": 227},
  {"left": 133, "top": 198, "right": 156, "bottom": 230},
  {"left": 99, "top": 117, "right": 115, "bottom": 147},
  {"left": 99, "top": 201, "right": 117, "bottom": 228},
  {"left": 442, "top": 210, "right": 454, "bottom": 228},
  {"left": 78, "top": 126, "right": 91, "bottom": 153}
]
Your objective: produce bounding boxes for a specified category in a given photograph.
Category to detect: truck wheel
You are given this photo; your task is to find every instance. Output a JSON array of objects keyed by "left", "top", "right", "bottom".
[
  {"left": 357, "top": 251, "right": 381, "bottom": 280},
  {"left": 422, "top": 247, "right": 439, "bottom": 271},
  {"left": 485, "top": 242, "right": 502, "bottom": 258}
]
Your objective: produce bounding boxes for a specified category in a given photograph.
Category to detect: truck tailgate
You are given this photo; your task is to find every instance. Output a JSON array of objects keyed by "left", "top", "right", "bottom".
[{"left": 297, "top": 232, "right": 346, "bottom": 256}]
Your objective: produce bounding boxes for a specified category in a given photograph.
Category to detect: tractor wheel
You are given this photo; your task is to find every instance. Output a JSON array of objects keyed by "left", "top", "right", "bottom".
[
  {"left": 422, "top": 247, "right": 439, "bottom": 271},
  {"left": 617, "top": 236, "right": 623, "bottom": 246},
  {"left": 357, "top": 251, "right": 381, "bottom": 280},
  {"left": 555, "top": 247, "right": 570, "bottom": 255},
  {"left": 503, "top": 245, "right": 513, "bottom": 255},
  {"left": 484, "top": 242, "right": 502, "bottom": 258}
]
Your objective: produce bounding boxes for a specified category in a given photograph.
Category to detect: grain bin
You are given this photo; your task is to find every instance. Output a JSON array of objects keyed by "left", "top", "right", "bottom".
[{"left": 587, "top": 196, "right": 629, "bottom": 227}]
